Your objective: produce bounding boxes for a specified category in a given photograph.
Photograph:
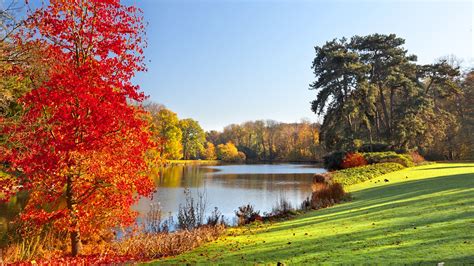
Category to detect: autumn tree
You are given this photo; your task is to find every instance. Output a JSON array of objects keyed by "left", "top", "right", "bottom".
[
  {"left": 202, "top": 142, "right": 217, "bottom": 160},
  {"left": 146, "top": 103, "right": 183, "bottom": 160},
  {"left": 0, "top": 0, "right": 50, "bottom": 117},
  {"left": 179, "top": 118, "right": 205, "bottom": 160},
  {"left": 460, "top": 71, "right": 474, "bottom": 159},
  {"left": 1, "top": 0, "right": 156, "bottom": 257},
  {"left": 216, "top": 142, "right": 246, "bottom": 162}
]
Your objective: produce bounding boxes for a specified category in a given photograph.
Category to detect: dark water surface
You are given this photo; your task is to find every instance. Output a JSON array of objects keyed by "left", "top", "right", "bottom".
[{"left": 135, "top": 164, "right": 326, "bottom": 224}]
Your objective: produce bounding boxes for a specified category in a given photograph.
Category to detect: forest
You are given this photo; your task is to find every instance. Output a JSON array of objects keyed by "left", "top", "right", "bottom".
[{"left": 146, "top": 102, "right": 322, "bottom": 162}]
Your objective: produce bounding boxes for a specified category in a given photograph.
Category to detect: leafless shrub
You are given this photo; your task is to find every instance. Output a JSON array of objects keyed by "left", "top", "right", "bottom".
[
  {"left": 145, "top": 203, "right": 174, "bottom": 233},
  {"left": 206, "top": 207, "right": 225, "bottom": 226},
  {"left": 235, "top": 204, "right": 261, "bottom": 225},
  {"left": 271, "top": 196, "right": 294, "bottom": 216},
  {"left": 177, "top": 189, "right": 207, "bottom": 230},
  {"left": 310, "top": 182, "right": 345, "bottom": 209}
]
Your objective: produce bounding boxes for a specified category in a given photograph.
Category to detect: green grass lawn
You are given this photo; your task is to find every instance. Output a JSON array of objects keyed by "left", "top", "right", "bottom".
[{"left": 152, "top": 163, "right": 474, "bottom": 264}]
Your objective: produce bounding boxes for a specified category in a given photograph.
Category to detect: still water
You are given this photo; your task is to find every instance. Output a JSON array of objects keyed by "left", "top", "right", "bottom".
[
  {"left": 0, "top": 164, "right": 325, "bottom": 243},
  {"left": 135, "top": 164, "right": 326, "bottom": 224}
]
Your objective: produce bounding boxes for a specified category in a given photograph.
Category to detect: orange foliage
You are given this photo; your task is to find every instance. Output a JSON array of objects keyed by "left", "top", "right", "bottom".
[
  {"left": 410, "top": 151, "right": 426, "bottom": 164},
  {"left": 341, "top": 152, "right": 368, "bottom": 169},
  {"left": 310, "top": 182, "right": 345, "bottom": 209}
]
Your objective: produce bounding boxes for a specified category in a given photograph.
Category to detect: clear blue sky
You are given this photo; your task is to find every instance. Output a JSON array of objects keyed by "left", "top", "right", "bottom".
[{"left": 19, "top": 0, "right": 474, "bottom": 131}]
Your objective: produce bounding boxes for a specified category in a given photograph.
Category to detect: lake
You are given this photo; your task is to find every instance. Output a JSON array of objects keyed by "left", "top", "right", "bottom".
[
  {"left": 0, "top": 163, "right": 326, "bottom": 243},
  {"left": 135, "top": 163, "right": 326, "bottom": 225}
]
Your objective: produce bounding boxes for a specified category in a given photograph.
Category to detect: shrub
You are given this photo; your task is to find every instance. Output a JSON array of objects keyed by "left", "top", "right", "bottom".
[
  {"left": 313, "top": 173, "right": 332, "bottom": 184},
  {"left": 424, "top": 152, "right": 445, "bottom": 161},
  {"left": 362, "top": 152, "right": 414, "bottom": 167},
  {"left": 300, "top": 197, "right": 312, "bottom": 211},
  {"left": 145, "top": 203, "right": 174, "bottom": 233},
  {"left": 310, "top": 182, "right": 345, "bottom": 209},
  {"left": 323, "top": 151, "right": 346, "bottom": 170},
  {"left": 206, "top": 207, "right": 225, "bottom": 226},
  {"left": 358, "top": 143, "right": 390, "bottom": 152},
  {"left": 409, "top": 151, "right": 426, "bottom": 165},
  {"left": 341, "top": 152, "right": 368, "bottom": 169},
  {"left": 330, "top": 163, "right": 405, "bottom": 186},
  {"left": 177, "top": 189, "right": 206, "bottom": 231},
  {"left": 268, "top": 197, "right": 296, "bottom": 218},
  {"left": 115, "top": 225, "right": 225, "bottom": 260},
  {"left": 235, "top": 204, "right": 261, "bottom": 225}
]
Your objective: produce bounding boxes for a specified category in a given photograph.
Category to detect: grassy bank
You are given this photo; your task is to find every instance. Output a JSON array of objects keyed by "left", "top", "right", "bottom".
[{"left": 153, "top": 163, "right": 474, "bottom": 264}]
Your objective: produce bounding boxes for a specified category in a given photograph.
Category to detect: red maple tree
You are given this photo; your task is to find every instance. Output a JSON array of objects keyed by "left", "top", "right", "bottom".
[{"left": 1, "top": 0, "right": 156, "bottom": 256}]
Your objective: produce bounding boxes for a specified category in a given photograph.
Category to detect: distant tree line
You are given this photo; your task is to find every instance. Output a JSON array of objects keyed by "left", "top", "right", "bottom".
[
  {"left": 206, "top": 120, "right": 323, "bottom": 162},
  {"left": 145, "top": 103, "right": 206, "bottom": 160},
  {"left": 310, "top": 34, "right": 474, "bottom": 160},
  {"left": 145, "top": 103, "right": 323, "bottom": 162}
]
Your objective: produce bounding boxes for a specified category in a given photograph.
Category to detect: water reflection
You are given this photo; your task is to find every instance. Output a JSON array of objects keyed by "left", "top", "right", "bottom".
[
  {"left": 0, "top": 164, "right": 325, "bottom": 242},
  {"left": 136, "top": 164, "right": 325, "bottom": 224},
  {"left": 0, "top": 193, "right": 28, "bottom": 246}
]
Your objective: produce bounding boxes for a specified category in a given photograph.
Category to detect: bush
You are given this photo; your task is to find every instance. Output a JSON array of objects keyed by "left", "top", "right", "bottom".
[
  {"left": 310, "top": 182, "right": 345, "bottom": 209},
  {"left": 358, "top": 143, "right": 390, "bottom": 152},
  {"left": 235, "top": 204, "right": 262, "bottom": 225},
  {"left": 313, "top": 173, "right": 332, "bottom": 184},
  {"left": 362, "top": 152, "right": 414, "bottom": 167},
  {"left": 341, "top": 152, "right": 368, "bottom": 169},
  {"left": 324, "top": 151, "right": 369, "bottom": 170},
  {"left": 330, "top": 163, "right": 405, "bottom": 186},
  {"left": 323, "top": 151, "right": 346, "bottom": 170},
  {"left": 177, "top": 189, "right": 206, "bottom": 231},
  {"left": 206, "top": 207, "right": 225, "bottom": 226},
  {"left": 146, "top": 203, "right": 173, "bottom": 233},
  {"left": 115, "top": 225, "right": 225, "bottom": 260},
  {"left": 409, "top": 151, "right": 425, "bottom": 165},
  {"left": 268, "top": 197, "right": 296, "bottom": 218}
]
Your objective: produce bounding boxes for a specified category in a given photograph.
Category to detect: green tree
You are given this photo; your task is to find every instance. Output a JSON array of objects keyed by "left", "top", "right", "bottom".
[
  {"left": 179, "top": 118, "right": 206, "bottom": 160},
  {"left": 310, "top": 34, "right": 462, "bottom": 152}
]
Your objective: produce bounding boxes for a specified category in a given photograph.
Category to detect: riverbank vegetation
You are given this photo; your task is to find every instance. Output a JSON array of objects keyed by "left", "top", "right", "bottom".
[{"left": 1, "top": 190, "right": 226, "bottom": 263}]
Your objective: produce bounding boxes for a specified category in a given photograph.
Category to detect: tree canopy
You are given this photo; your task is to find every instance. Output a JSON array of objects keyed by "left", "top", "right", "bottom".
[
  {"left": 146, "top": 103, "right": 183, "bottom": 160},
  {"left": 310, "top": 33, "right": 467, "bottom": 158},
  {"left": 179, "top": 118, "right": 206, "bottom": 160}
]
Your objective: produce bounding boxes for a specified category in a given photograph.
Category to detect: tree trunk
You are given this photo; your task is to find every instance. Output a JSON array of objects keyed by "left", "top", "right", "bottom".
[
  {"left": 70, "top": 231, "right": 81, "bottom": 257},
  {"left": 66, "top": 174, "right": 81, "bottom": 256},
  {"left": 378, "top": 85, "right": 391, "bottom": 138}
]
